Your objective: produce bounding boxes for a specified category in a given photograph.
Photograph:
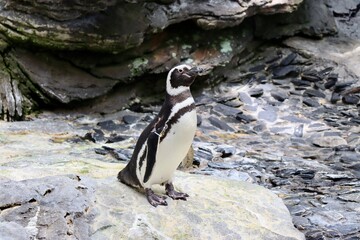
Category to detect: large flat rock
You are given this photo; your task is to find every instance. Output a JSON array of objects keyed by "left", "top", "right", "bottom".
[
  {"left": 0, "top": 174, "right": 305, "bottom": 240},
  {"left": 0, "top": 118, "right": 305, "bottom": 239}
]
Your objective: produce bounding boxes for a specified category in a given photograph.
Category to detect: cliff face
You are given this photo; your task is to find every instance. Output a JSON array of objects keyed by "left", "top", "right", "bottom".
[{"left": 0, "top": 0, "right": 337, "bottom": 120}]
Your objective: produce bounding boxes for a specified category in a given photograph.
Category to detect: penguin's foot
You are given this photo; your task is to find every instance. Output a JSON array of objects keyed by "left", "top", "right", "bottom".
[
  {"left": 145, "top": 188, "right": 168, "bottom": 207},
  {"left": 165, "top": 183, "right": 189, "bottom": 201}
]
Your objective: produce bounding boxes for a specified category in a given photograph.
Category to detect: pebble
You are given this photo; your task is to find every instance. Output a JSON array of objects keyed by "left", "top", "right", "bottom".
[
  {"left": 342, "top": 95, "right": 360, "bottom": 104},
  {"left": 97, "top": 120, "right": 119, "bottom": 131},
  {"left": 324, "top": 78, "right": 337, "bottom": 89},
  {"left": 312, "top": 136, "right": 347, "bottom": 148},
  {"left": 272, "top": 65, "right": 300, "bottom": 79},
  {"left": 280, "top": 52, "right": 298, "bottom": 66},
  {"left": 83, "top": 129, "right": 105, "bottom": 143},
  {"left": 330, "top": 92, "right": 342, "bottom": 103},
  {"left": 248, "top": 88, "right": 264, "bottom": 98},
  {"left": 303, "top": 89, "right": 326, "bottom": 98},
  {"left": 235, "top": 113, "right": 256, "bottom": 123},
  {"left": 271, "top": 91, "right": 288, "bottom": 102},
  {"left": 208, "top": 116, "right": 235, "bottom": 132},
  {"left": 106, "top": 135, "right": 128, "bottom": 143},
  {"left": 303, "top": 98, "right": 320, "bottom": 107},
  {"left": 122, "top": 115, "right": 139, "bottom": 124},
  {"left": 291, "top": 78, "right": 312, "bottom": 87},
  {"left": 258, "top": 106, "right": 278, "bottom": 122},
  {"left": 212, "top": 103, "right": 242, "bottom": 117},
  {"left": 215, "top": 145, "right": 237, "bottom": 158},
  {"left": 238, "top": 92, "right": 253, "bottom": 105}
]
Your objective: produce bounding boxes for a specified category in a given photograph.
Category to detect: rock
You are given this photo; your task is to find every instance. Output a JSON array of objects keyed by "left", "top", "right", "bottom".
[
  {"left": 235, "top": 113, "right": 256, "bottom": 123},
  {"left": 11, "top": 49, "right": 117, "bottom": 104},
  {"left": 101, "top": 146, "right": 132, "bottom": 161},
  {"left": 294, "top": 124, "right": 304, "bottom": 137},
  {"left": 249, "top": 64, "right": 266, "bottom": 72},
  {"left": 312, "top": 136, "right": 347, "bottom": 148},
  {"left": 248, "top": 88, "right": 264, "bottom": 98},
  {"left": 291, "top": 78, "right": 312, "bottom": 87},
  {"left": 301, "top": 71, "right": 322, "bottom": 82},
  {"left": 92, "top": 175, "right": 305, "bottom": 240},
  {"left": 212, "top": 103, "right": 242, "bottom": 117},
  {"left": 0, "top": 0, "right": 303, "bottom": 52},
  {"left": 272, "top": 65, "right": 301, "bottom": 79},
  {"left": 342, "top": 95, "right": 360, "bottom": 104},
  {"left": 255, "top": 0, "right": 337, "bottom": 39},
  {"left": 208, "top": 161, "right": 241, "bottom": 170},
  {"left": 208, "top": 116, "right": 234, "bottom": 132},
  {"left": 0, "top": 175, "right": 95, "bottom": 240},
  {"left": 215, "top": 145, "right": 237, "bottom": 158},
  {"left": 258, "top": 105, "right": 278, "bottom": 122},
  {"left": 303, "top": 98, "right": 320, "bottom": 107},
  {"left": 271, "top": 91, "right": 289, "bottom": 102},
  {"left": 0, "top": 222, "right": 30, "bottom": 240},
  {"left": 338, "top": 193, "right": 360, "bottom": 203},
  {"left": 280, "top": 52, "right": 298, "bottom": 66},
  {"left": 238, "top": 92, "right": 253, "bottom": 105},
  {"left": 331, "top": 92, "right": 342, "bottom": 103},
  {"left": 179, "top": 146, "right": 194, "bottom": 169},
  {"left": 303, "top": 89, "right": 326, "bottom": 98},
  {"left": 97, "top": 120, "right": 119, "bottom": 131},
  {"left": 123, "top": 115, "right": 140, "bottom": 124},
  {"left": 195, "top": 145, "right": 214, "bottom": 161},
  {"left": 0, "top": 172, "right": 305, "bottom": 240},
  {"left": 106, "top": 135, "right": 129, "bottom": 143},
  {"left": 324, "top": 78, "right": 337, "bottom": 89},
  {"left": 83, "top": 129, "right": 105, "bottom": 143}
]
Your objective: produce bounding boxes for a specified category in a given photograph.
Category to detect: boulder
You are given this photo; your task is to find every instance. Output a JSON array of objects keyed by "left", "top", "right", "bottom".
[
  {"left": 0, "top": 174, "right": 305, "bottom": 240},
  {"left": 255, "top": 0, "right": 337, "bottom": 39}
]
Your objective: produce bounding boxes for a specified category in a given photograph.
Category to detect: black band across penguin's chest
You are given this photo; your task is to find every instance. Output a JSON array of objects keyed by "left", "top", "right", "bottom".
[{"left": 160, "top": 103, "right": 196, "bottom": 142}]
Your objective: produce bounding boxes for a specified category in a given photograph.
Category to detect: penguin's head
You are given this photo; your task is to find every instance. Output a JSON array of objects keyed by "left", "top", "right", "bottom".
[{"left": 166, "top": 64, "right": 201, "bottom": 96}]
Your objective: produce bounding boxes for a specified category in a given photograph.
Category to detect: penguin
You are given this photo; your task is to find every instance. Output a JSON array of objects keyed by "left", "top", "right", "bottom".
[{"left": 118, "top": 64, "right": 201, "bottom": 207}]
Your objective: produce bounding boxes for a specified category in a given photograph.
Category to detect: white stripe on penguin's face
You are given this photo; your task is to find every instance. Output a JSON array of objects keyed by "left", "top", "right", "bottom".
[{"left": 166, "top": 64, "right": 192, "bottom": 96}]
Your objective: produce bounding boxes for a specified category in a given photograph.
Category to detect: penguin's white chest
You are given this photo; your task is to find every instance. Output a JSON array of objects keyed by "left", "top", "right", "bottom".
[{"left": 146, "top": 109, "right": 197, "bottom": 186}]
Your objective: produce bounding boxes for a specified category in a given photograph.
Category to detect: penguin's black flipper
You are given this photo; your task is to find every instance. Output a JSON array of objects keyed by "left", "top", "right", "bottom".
[{"left": 143, "top": 129, "right": 161, "bottom": 183}]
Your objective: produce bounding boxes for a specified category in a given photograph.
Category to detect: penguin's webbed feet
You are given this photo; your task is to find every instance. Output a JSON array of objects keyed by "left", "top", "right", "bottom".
[
  {"left": 145, "top": 188, "right": 168, "bottom": 207},
  {"left": 165, "top": 183, "right": 189, "bottom": 201}
]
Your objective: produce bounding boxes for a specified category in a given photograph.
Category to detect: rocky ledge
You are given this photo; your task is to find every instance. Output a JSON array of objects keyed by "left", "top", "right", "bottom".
[{"left": 0, "top": 127, "right": 304, "bottom": 239}]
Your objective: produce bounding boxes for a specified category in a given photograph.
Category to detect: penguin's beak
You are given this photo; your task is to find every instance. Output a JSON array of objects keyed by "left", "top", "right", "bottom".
[{"left": 188, "top": 67, "right": 204, "bottom": 77}]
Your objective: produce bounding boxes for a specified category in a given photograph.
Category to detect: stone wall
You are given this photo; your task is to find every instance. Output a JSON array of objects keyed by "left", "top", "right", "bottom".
[{"left": 0, "top": 0, "right": 337, "bottom": 120}]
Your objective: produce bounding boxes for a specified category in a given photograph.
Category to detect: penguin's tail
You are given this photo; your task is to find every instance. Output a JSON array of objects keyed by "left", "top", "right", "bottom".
[{"left": 117, "top": 167, "right": 141, "bottom": 188}]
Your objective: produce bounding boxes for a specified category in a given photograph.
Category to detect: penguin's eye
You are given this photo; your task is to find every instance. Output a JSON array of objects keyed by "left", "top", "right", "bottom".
[{"left": 178, "top": 69, "right": 183, "bottom": 73}]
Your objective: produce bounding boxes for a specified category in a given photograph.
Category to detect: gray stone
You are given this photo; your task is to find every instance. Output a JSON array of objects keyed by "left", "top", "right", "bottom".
[
  {"left": 0, "top": 222, "right": 30, "bottom": 240},
  {"left": 0, "top": 175, "right": 96, "bottom": 240},
  {"left": 248, "top": 88, "right": 264, "bottom": 98},
  {"left": 0, "top": 174, "right": 305, "bottom": 240},
  {"left": 258, "top": 106, "right": 278, "bottom": 122},
  {"left": 238, "top": 92, "right": 253, "bottom": 105},
  {"left": 271, "top": 91, "right": 289, "bottom": 102},
  {"left": 272, "top": 65, "right": 301, "bottom": 79},
  {"left": 208, "top": 116, "right": 234, "bottom": 132},
  {"left": 303, "top": 98, "right": 320, "bottom": 107},
  {"left": 12, "top": 49, "right": 117, "bottom": 104},
  {"left": 255, "top": 0, "right": 337, "bottom": 39},
  {"left": 303, "top": 89, "right": 326, "bottom": 98},
  {"left": 312, "top": 136, "right": 347, "bottom": 148},
  {"left": 212, "top": 103, "right": 242, "bottom": 117}
]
